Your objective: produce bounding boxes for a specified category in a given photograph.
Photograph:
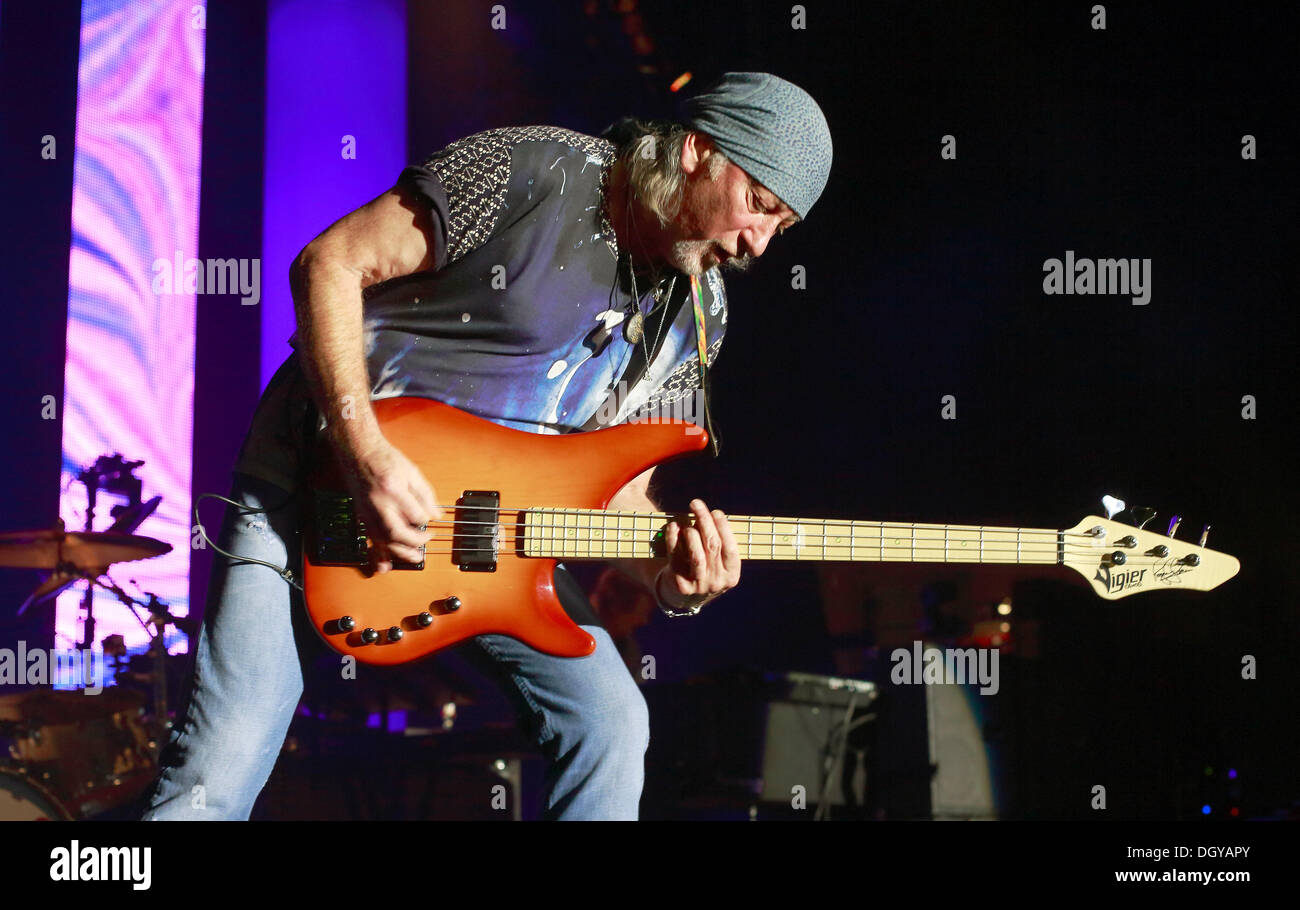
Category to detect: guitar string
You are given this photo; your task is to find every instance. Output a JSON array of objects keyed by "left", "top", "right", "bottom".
[
  {"left": 383, "top": 526, "right": 1132, "bottom": 549},
  {"left": 402, "top": 510, "right": 1127, "bottom": 539},
  {"left": 363, "top": 531, "right": 1188, "bottom": 560},
  {"left": 379, "top": 522, "right": 1186, "bottom": 552},
  {"left": 394, "top": 538, "right": 1176, "bottom": 556},
  {"left": 362, "top": 548, "right": 1191, "bottom": 565},
  {"left": 398, "top": 518, "right": 1170, "bottom": 550}
]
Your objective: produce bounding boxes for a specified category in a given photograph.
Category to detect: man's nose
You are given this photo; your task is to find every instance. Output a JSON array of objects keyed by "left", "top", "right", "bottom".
[{"left": 741, "top": 221, "right": 776, "bottom": 259}]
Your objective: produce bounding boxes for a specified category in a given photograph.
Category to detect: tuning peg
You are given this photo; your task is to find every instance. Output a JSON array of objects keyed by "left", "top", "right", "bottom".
[
  {"left": 1101, "top": 494, "right": 1126, "bottom": 520},
  {"left": 1198, "top": 524, "right": 1211, "bottom": 548},
  {"left": 1166, "top": 514, "right": 1182, "bottom": 537},
  {"left": 1129, "top": 506, "right": 1157, "bottom": 530}
]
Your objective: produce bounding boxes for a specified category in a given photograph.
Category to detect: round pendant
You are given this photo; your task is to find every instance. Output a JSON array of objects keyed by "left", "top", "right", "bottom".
[{"left": 624, "top": 311, "right": 644, "bottom": 344}]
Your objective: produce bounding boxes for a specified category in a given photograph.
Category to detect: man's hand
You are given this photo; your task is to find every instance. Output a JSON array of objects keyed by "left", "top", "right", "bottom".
[
  {"left": 339, "top": 437, "right": 441, "bottom": 574},
  {"left": 658, "top": 498, "right": 742, "bottom": 611}
]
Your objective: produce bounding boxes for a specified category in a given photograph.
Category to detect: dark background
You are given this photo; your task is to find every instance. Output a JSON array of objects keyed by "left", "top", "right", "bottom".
[{"left": 1, "top": 0, "right": 1295, "bottom": 819}]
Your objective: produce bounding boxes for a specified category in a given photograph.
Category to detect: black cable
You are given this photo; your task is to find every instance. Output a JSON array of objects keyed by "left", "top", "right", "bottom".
[{"left": 193, "top": 492, "right": 303, "bottom": 591}]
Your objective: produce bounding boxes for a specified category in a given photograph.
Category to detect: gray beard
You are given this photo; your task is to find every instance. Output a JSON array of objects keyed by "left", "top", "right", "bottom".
[{"left": 667, "top": 239, "right": 755, "bottom": 275}]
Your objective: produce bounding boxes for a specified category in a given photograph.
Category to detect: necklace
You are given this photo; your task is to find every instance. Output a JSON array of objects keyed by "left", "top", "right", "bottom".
[{"left": 622, "top": 252, "right": 676, "bottom": 364}]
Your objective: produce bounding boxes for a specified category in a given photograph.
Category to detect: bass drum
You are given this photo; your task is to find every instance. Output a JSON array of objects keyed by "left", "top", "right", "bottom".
[{"left": 0, "top": 768, "right": 73, "bottom": 820}]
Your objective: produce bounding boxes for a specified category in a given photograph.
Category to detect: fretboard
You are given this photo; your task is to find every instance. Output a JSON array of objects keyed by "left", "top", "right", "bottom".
[{"left": 521, "top": 508, "right": 1061, "bottom": 564}]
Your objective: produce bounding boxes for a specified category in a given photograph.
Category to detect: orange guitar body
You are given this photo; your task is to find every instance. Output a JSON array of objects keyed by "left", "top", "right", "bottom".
[{"left": 301, "top": 397, "right": 708, "bottom": 666}]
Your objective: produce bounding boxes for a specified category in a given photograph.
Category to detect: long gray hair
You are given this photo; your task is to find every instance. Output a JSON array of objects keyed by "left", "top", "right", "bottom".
[{"left": 601, "top": 117, "right": 729, "bottom": 227}]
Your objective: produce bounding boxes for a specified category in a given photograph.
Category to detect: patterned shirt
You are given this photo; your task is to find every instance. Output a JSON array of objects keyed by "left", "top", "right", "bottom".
[{"left": 235, "top": 125, "right": 728, "bottom": 491}]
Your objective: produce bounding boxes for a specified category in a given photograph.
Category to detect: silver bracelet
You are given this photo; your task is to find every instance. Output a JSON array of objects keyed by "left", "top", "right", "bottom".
[{"left": 654, "top": 568, "right": 707, "bottom": 618}]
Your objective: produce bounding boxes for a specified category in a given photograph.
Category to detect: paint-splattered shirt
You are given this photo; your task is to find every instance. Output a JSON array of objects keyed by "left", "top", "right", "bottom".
[{"left": 235, "top": 125, "right": 728, "bottom": 492}]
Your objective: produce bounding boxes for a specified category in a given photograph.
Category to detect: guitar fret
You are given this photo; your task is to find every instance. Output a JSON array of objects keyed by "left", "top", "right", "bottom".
[{"left": 522, "top": 509, "right": 1062, "bottom": 566}]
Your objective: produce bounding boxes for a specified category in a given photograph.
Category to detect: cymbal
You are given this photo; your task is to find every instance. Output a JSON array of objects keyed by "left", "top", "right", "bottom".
[
  {"left": 0, "top": 687, "right": 147, "bottom": 725},
  {"left": 0, "top": 529, "right": 171, "bottom": 572}
]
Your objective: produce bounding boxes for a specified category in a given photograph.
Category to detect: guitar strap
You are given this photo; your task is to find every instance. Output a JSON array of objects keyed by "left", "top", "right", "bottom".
[{"left": 577, "top": 273, "right": 720, "bottom": 457}]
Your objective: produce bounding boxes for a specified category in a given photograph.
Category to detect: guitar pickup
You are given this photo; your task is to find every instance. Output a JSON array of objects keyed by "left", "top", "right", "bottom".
[
  {"left": 311, "top": 491, "right": 367, "bottom": 566},
  {"left": 311, "top": 490, "right": 424, "bottom": 569},
  {"left": 453, "top": 491, "right": 500, "bottom": 572}
]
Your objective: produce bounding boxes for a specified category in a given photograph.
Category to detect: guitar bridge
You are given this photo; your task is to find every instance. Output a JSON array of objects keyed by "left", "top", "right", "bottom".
[{"left": 310, "top": 490, "right": 424, "bottom": 569}]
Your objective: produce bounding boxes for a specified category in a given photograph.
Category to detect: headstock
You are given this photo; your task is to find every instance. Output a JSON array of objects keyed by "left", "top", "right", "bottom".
[{"left": 1062, "top": 514, "right": 1240, "bottom": 599}]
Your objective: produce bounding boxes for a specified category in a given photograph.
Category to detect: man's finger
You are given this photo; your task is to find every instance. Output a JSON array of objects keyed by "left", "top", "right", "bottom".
[
  {"left": 381, "top": 504, "right": 432, "bottom": 549},
  {"left": 714, "top": 509, "right": 741, "bottom": 575},
  {"left": 412, "top": 476, "right": 442, "bottom": 523},
  {"left": 371, "top": 539, "right": 393, "bottom": 575},
  {"left": 691, "top": 499, "right": 721, "bottom": 558},
  {"left": 391, "top": 488, "right": 432, "bottom": 534},
  {"left": 676, "top": 526, "right": 707, "bottom": 581}
]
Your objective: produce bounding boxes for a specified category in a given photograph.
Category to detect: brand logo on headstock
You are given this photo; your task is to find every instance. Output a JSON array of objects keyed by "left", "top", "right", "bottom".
[{"left": 1095, "top": 565, "right": 1147, "bottom": 593}]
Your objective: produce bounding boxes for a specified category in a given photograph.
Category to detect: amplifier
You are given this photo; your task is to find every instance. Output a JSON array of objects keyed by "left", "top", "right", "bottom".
[{"left": 641, "top": 669, "right": 878, "bottom": 819}]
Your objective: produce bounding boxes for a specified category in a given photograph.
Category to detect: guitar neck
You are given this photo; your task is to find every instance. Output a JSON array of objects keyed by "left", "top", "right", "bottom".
[{"left": 522, "top": 508, "right": 1062, "bottom": 565}]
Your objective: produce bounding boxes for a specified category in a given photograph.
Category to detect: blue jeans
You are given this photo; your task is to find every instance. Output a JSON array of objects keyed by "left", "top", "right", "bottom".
[{"left": 142, "top": 473, "right": 648, "bottom": 820}]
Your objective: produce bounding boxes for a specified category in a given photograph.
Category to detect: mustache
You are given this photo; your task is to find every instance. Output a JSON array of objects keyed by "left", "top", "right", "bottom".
[
  {"left": 717, "top": 245, "right": 759, "bottom": 270},
  {"left": 720, "top": 250, "right": 755, "bottom": 273}
]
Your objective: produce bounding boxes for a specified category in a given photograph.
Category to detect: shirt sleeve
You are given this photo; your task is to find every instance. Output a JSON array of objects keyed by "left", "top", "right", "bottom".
[
  {"left": 395, "top": 164, "right": 451, "bottom": 271},
  {"left": 396, "top": 127, "right": 521, "bottom": 268},
  {"left": 397, "top": 125, "right": 615, "bottom": 269}
]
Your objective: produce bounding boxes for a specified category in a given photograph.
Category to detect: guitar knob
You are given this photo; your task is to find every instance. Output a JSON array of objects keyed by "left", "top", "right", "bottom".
[
  {"left": 1180, "top": 553, "right": 1201, "bottom": 567},
  {"left": 444, "top": 596, "right": 462, "bottom": 613},
  {"left": 1116, "top": 536, "right": 1138, "bottom": 548},
  {"left": 338, "top": 616, "right": 356, "bottom": 632},
  {"left": 361, "top": 627, "right": 379, "bottom": 644},
  {"left": 387, "top": 626, "right": 404, "bottom": 642},
  {"left": 1148, "top": 545, "right": 1170, "bottom": 558},
  {"left": 417, "top": 611, "right": 434, "bottom": 628},
  {"left": 1110, "top": 551, "right": 1127, "bottom": 565}
]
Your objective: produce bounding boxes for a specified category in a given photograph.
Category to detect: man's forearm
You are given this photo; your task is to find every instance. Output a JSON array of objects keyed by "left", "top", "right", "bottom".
[
  {"left": 290, "top": 251, "right": 383, "bottom": 462},
  {"left": 287, "top": 186, "right": 437, "bottom": 465}
]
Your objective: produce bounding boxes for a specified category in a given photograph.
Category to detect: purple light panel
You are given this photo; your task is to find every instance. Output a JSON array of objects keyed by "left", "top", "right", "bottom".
[
  {"left": 261, "top": 0, "right": 407, "bottom": 387},
  {"left": 57, "top": 1, "right": 207, "bottom": 659}
]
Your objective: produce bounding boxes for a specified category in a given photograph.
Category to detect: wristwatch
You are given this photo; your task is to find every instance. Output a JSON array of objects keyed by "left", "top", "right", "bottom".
[{"left": 654, "top": 567, "right": 708, "bottom": 618}]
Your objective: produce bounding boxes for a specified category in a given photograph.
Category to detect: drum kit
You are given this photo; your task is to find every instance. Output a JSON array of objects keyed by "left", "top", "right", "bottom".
[{"left": 0, "top": 454, "right": 184, "bottom": 820}]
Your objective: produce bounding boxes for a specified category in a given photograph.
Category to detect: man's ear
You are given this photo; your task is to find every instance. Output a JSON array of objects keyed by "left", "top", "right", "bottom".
[{"left": 680, "top": 131, "right": 715, "bottom": 176}]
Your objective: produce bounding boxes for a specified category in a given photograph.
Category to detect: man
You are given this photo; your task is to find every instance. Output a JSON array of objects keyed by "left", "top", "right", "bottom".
[{"left": 143, "top": 72, "right": 831, "bottom": 820}]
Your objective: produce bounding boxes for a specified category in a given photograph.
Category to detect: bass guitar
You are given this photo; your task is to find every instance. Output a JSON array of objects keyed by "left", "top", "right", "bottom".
[{"left": 303, "top": 397, "right": 1240, "bottom": 665}]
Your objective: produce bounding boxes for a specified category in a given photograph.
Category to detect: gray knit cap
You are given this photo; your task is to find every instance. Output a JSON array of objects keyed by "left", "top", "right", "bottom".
[{"left": 681, "top": 72, "right": 832, "bottom": 219}]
